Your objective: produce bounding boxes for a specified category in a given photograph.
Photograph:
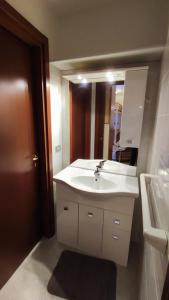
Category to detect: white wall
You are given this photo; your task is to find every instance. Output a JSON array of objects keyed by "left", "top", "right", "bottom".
[
  {"left": 138, "top": 25, "right": 169, "bottom": 300},
  {"left": 50, "top": 64, "right": 70, "bottom": 173},
  {"left": 50, "top": 65, "right": 63, "bottom": 175},
  {"left": 137, "top": 62, "right": 161, "bottom": 174},
  {"left": 50, "top": 65, "right": 70, "bottom": 212},
  {"left": 149, "top": 33, "right": 169, "bottom": 177},
  {"left": 62, "top": 79, "right": 70, "bottom": 168}
]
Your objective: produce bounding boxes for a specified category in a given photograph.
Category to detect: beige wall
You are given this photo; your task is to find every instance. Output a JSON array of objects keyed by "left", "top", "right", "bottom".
[
  {"left": 6, "top": 0, "right": 59, "bottom": 60},
  {"left": 6, "top": 0, "right": 169, "bottom": 62},
  {"left": 55, "top": 0, "right": 169, "bottom": 61}
]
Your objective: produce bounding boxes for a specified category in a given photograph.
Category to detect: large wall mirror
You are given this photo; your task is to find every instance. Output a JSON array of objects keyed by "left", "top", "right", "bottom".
[{"left": 65, "top": 68, "right": 148, "bottom": 170}]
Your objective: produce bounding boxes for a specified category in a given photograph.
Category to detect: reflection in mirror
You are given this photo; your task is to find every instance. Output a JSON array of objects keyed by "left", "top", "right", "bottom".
[
  {"left": 109, "top": 83, "right": 138, "bottom": 166},
  {"left": 67, "top": 68, "right": 148, "bottom": 170}
]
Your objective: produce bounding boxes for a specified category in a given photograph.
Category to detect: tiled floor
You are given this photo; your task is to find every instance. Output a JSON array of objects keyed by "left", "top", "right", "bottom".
[{"left": 0, "top": 237, "right": 140, "bottom": 300}]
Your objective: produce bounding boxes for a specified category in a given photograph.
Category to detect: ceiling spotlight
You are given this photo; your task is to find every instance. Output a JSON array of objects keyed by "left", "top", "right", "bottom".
[
  {"left": 106, "top": 71, "right": 115, "bottom": 83},
  {"left": 115, "top": 89, "right": 121, "bottom": 94},
  {"left": 82, "top": 78, "right": 87, "bottom": 84},
  {"left": 108, "top": 76, "right": 114, "bottom": 83},
  {"left": 106, "top": 71, "right": 113, "bottom": 78},
  {"left": 77, "top": 74, "right": 82, "bottom": 80}
]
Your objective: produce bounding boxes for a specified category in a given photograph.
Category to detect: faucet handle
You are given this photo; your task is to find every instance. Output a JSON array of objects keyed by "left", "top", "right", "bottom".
[
  {"left": 101, "top": 159, "right": 107, "bottom": 163},
  {"left": 96, "top": 165, "right": 101, "bottom": 169},
  {"left": 99, "top": 160, "right": 107, "bottom": 168},
  {"left": 95, "top": 166, "right": 100, "bottom": 174}
]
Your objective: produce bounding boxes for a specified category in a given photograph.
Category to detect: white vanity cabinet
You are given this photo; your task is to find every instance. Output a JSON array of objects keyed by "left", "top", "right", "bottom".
[{"left": 56, "top": 182, "right": 135, "bottom": 267}]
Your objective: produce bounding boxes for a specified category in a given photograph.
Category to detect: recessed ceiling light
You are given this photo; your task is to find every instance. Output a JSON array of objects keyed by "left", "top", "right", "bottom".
[
  {"left": 108, "top": 76, "right": 114, "bottom": 83},
  {"left": 77, "top": 74, "right": 82, "bottom": 80},
  {"left": 106, "top": 71, "right": 115, "bottom": 82},
  {"left": 82, "top": 78, "right": 87, "bottom": 84},
  {"left": 106, "top": 71, "right": 113, "bottom": 78},
  {"left": 115, "top": 89, "right": 121, "bottom": 94}
]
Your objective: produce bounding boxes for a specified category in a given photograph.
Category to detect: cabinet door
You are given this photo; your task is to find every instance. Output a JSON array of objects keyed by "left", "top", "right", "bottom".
[
  {"left": 79, "top": 204, "right": 103, "bottom": 255},
  {"left": 104, "top": 210, "right": 132, "bottom": 232},
  {"left": 57, "top": 199, "right": 78, "bottom": 247},
  {"left": 120, "top": 69, "right": 148, "bottom": 148},
  {"left": 102, "top": 226, "right": 130, "bottom": 266}
]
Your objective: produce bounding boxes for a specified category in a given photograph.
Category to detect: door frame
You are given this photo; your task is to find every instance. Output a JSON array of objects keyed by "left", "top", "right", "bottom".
[
  {"left": 0, "top": 0, "right": 54, "bottom": 237},
  {"left": 69, "top": 82, "right": 91, "bottom": 162},
  {"left": 162, "top": 264, "right": 169, "bottom": 300},
  {"left": 94, "top": 82, "right": 106, "bottom": 159}
]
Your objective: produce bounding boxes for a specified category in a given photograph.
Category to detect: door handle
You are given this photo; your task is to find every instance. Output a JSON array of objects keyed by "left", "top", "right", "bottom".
[
  {"left": 32, "top": 155, "right": 39, "bottom": 161},
  {"left": 32, "top": 154, "right": 39, "bottom": 167},
  {"left": 114, "top": 219, "right": 120, "bottom": 225},
  {"left": 112, "top": 235, "right": 119, "bottom": 240}
]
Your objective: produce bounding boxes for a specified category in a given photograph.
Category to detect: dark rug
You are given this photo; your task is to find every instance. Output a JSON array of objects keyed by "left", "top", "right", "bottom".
[{"left": 47, "top": 250, "right": 117, "bottom": 300}]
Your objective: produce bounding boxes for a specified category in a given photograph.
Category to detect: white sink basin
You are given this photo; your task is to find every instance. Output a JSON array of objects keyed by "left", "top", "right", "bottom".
[
  {"left": 70, "top": 175, "right": 116, "bottom": 192},
  {"left": 53, "top": 166, "right": 139, "bottom": 197}
]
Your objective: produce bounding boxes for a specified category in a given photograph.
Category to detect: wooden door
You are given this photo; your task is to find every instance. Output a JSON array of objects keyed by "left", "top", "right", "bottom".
[
  {"left": 0, "top": 27, "right": 41, "bottom": 287},
  {"left": 70, "top": 82, "right": 91, "bottom": 163},
  {"left": 108, "top": 85, "right": 116, "bottom": 160},
  {"left": 94, "top": 83, "right": 106, "bottom": 159}
]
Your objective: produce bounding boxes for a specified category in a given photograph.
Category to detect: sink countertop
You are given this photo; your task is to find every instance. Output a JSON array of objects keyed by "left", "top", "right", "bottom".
[
  {"left": 70, "top": 159, "right": 137, "bottom": 177},
  {"left": 53, "top": 166, "right": 139, "bottom": 197}
]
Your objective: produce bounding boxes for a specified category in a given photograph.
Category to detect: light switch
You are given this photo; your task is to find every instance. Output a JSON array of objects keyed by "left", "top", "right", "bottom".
[
  {"left": 55, "top": 145, "right": 61, "bottom": 152},
  {"left": 126, "top": 139, "right": 133, "bottom": 145}
]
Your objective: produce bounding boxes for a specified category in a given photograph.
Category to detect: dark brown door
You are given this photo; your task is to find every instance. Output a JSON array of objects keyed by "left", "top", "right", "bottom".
[
  {"left": 94, "top": 83, "right": 106, "bottom": 159},
  {"left": 108, "top": 84, "right": 116, "bottom": 160},
  {"left": 70, "top": 82, "right": 91, "bottom": 162},
  {"left": 0, "top": 27, "right": 41, "bottom": 287}
]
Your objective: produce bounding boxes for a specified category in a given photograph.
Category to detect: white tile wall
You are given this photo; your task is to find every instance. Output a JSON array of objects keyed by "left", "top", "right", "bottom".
[
  {"left": 139, "top": 27, "right": 169, "bottom": 300},
  {"left": 137, "top": 63, "right": 160, "bottom": 174},
  {"left": 131, "top": 62, "right": 161, "bottom": 243}
]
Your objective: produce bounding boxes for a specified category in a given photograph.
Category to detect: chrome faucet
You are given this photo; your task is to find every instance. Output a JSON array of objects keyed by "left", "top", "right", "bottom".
[
  {"left": 94, "top": 160, "right": 107, "bottom": 180},
  {"left": 94, "top": 166, "right": 100, "bottom": 180},
  {"left": 99, "top": 160, "right": 107, "bottom": 169}
]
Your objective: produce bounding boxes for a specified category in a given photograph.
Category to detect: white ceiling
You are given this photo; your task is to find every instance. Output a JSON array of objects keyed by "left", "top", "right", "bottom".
[{"left": 48, "top": 0, "right": 112, "bottom": 17}]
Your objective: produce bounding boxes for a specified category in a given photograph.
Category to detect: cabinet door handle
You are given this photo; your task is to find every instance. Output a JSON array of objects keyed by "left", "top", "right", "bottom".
[
  {"left": 112, "top": 235, "right": 119, "bottom": 240},
  {"left": 64, "top": 207, "right": 69, "bottom": 211},
  {"left": 88, "top": 212, "right": 93, "bottom": 217},
  {"left": 114, "top": 219, "right": 120, "bottom": 225}
]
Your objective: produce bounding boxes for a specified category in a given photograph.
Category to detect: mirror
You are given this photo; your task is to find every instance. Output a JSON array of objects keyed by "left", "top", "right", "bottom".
[{"left": 67, "top": 68, "right": 148, "bottom": 170}]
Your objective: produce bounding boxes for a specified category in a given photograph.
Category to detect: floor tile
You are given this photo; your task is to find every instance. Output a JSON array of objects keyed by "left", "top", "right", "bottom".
[{"left": 0, "top": 237, "right": 139, "bottom": 300}]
